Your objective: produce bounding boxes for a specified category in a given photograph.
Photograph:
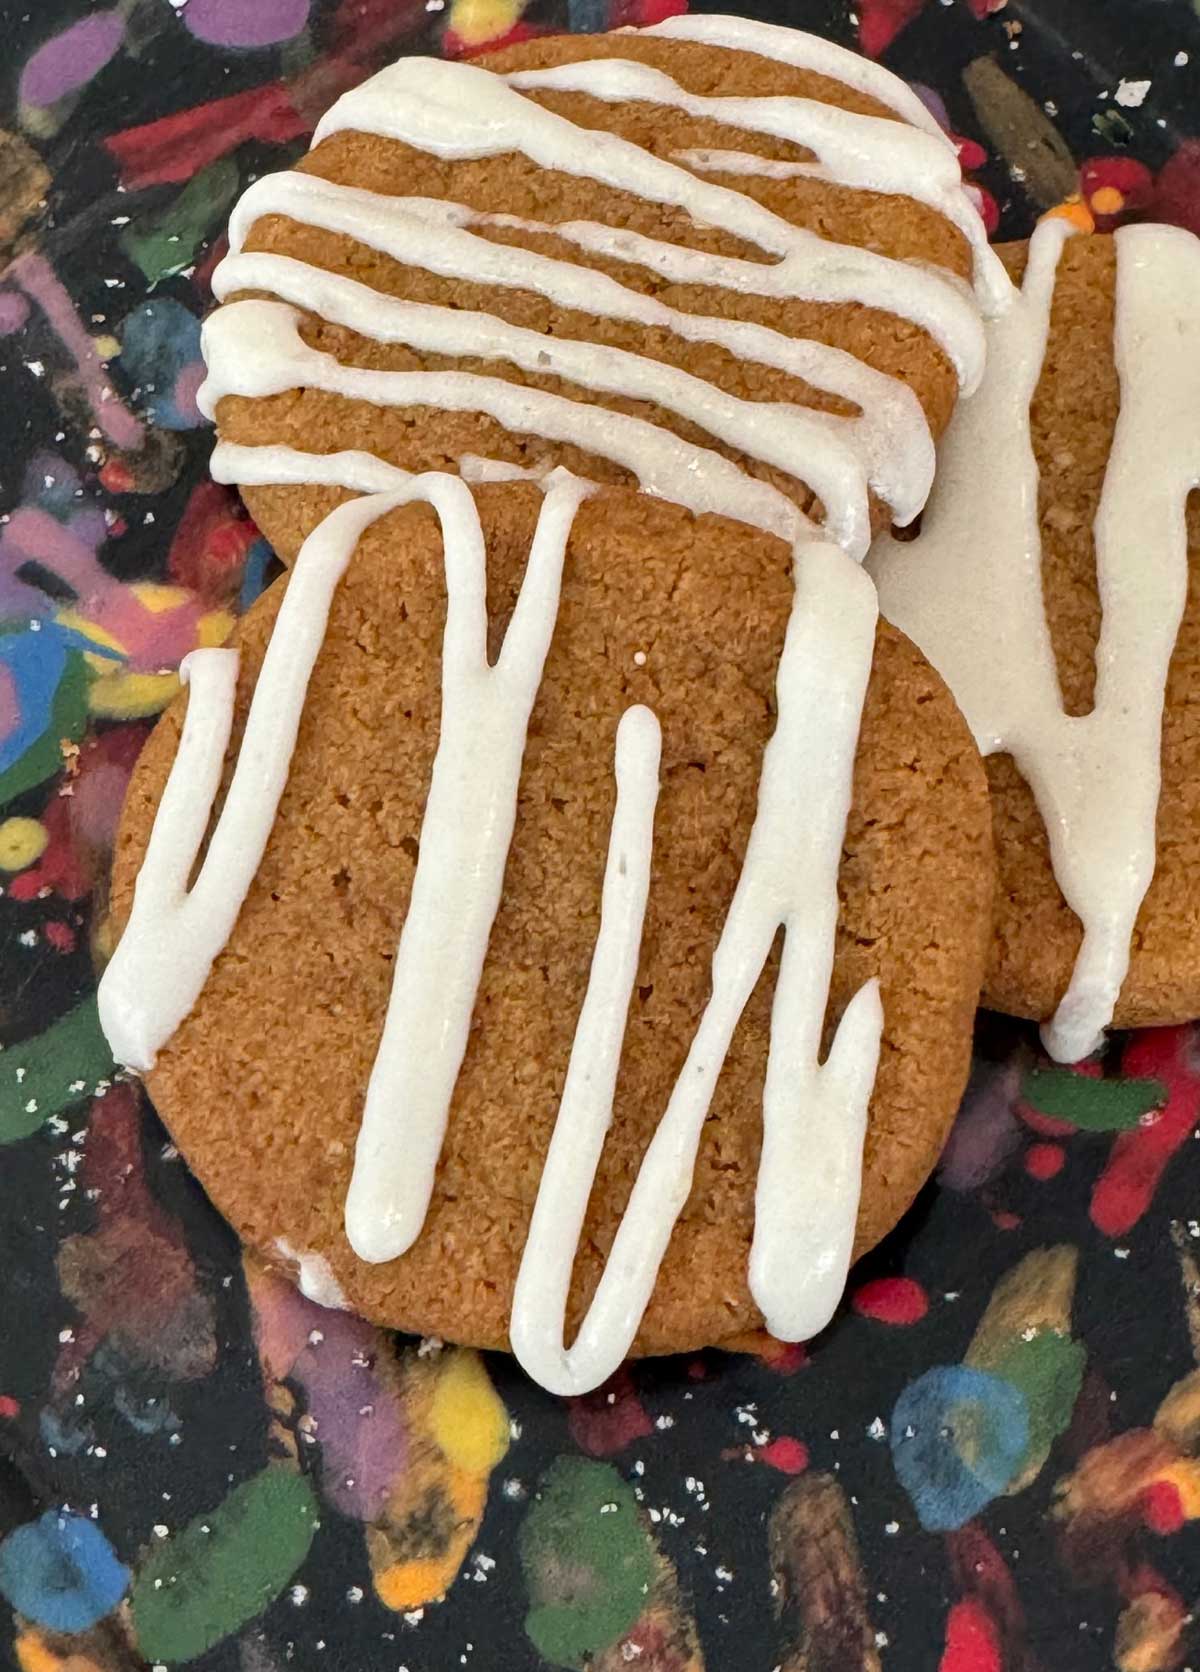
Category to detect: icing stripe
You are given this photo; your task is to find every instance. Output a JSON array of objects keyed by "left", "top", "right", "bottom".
[
  {"left": 512, "top": 540, "right": 882, "bottom": 1394},
  {"left": 98, "top": 485, "right": 442, "bottom": 1071},
  {"left": 503, "top": 57, "right": 1009, "bottom": 312},
  {"left": 309, "top": 56, "right": 988, "bottom": 389},
  {"left": 200, "top": 299, "right": 811, "bottom": 541},
  {"left": 637, "top": 14, "right": 955, "bottom": 144},
  {"left": 347, "top": 473, "right": 592, "bottom": 1260},
  {"left": 870, "top": 220, "right": 1200, "bottom": 1062},
  {"left": 213, "top": 248, "right": 874, "bottom": 555},
  {"left": 224, "top": 171, "right": 933, "bottom": 527}
]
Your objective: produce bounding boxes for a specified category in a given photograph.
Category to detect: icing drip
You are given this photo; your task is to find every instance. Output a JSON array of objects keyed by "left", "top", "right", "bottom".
[
  {"left": 102, "top": 469, "right": 882, "bottom": 1393},
  {"left": 346, "top": 472, "right": 592, "bottom": 1260},
  {"left": 98, "top": 480, "right": 495, "bottom": 1070},
  {"left": 502, "top": 57, "right": 1009, "bottom": 312},
  {"left": 275, "top": 1240, "right": 350, "bottom": 1311},
  {"left": 511, "top": 542, "right": 881, "bottom": 1394},
  {"left": 870, "top": 220, "right": 1200, "bottom": 1062},
  {"left": 636, "top": 14, "right": 955, "bottom": 143},
  {"left": 200, "top": 299, "right": 811, "bottom": 542},
  {"left": 309, "top": 57, "right": 988, "bottom": 389},
  {"left": 222, "top": 171, "right": 934, "bottom": 531}
]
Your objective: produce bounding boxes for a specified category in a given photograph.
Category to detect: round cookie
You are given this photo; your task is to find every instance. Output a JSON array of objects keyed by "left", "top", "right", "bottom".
[
  {"left": 981, "top": 234, "right": 1200, "bottom": 1028},
  {"left": 108, "top": 484, "right": 994, "bottom": 1354},
  {"left": 202, "top": 17, "right": 995, "bottom": 569}
]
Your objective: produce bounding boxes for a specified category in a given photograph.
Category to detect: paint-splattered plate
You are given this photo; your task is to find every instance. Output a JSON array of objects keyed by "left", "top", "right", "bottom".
[{"left": 1, "top": 2, "right": 1199, "bottom": 1667}]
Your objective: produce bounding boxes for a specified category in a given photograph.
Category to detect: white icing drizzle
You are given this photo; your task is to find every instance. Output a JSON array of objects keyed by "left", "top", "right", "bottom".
[
  {"left": 503, "top": 56, "right": 1009, "bottom": 312},
  {"left": 214, "top": 247, "right": 876, "bottom": 554},
  {"left": 870, "top": 220, "right": 1200, "bottom": 1062},
  {"left": 636, "top": 14, "right": 954, "bottom": 144},
  {"left": 102, "top": 467, "right": 882, "bottom": 1393},
  {"left": 346, "top": 472, "right": 592, "bottom": 1260},
  {"left": 200, "top": 298, "right": 810, "bottom": 542},
  {"left": 511, "top": 542, "right": 882, "bottom": 1395},
  {"left": 307, "top": 56, "right": 988, "bottom": 388},
  {"left": 202, "top": 24, "right": 1004, "bottom": 563},
  {"left": 275, "top": 1239, "right": 350, "bottom": 1311},
  {"left": 222, "top": 170, "right": 933, "bottom": 530},
  {"left": 97, "top": 486, "right": 439, "bottom": 1072}
]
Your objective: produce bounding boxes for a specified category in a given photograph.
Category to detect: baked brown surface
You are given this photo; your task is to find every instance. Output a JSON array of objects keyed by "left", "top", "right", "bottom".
[
  {"left": 215, "top": 26, "right": 975, "bottom": 562},
  {"left": 110, "top": 485, "right": 994, "bottom": 1353},
  {"left": 982, "top": 234, "right": 1200, "bottom": 1027}
]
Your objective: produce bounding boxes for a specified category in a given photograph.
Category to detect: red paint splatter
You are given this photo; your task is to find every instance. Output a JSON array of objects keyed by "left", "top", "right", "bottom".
[
  {"left": 52, "top": 1084, "right": 217, "bottom": 1397},
  {"left": 758, "top": 1436, "right": 809, "bottom": 1475},
  {"left": 98, "top": 458, "right": 134, "bottom": 495},
  {"left": 8, "top": 796, "right": 90, "bottom": 902},
  {"left": 0, "top": 1396, "right": 19, "bottom": 1419},
  {"left": 444, "top": 21, "right": 546, "bottom": 59},
  {"left": 1081, "top": 157, "right": 1155, "bottom": 228},
  {"left": 610, "top": 0, "right": 688, "bottom": 24},
  {"left": 567, "top": 1367, "right": 653, "bottom": 1457},
  {"left": 1142, "top": 1480, "right": 1185, "bottom": 1536},
  {"left": 947, "top": 1524, "right": 1026, "bottom": 1645},
  {"left": 990, "top": 1208, "right": 1022, "bottom": 1231},
  {"left": 1153, "top": 141, "right": 1200, "bottom": 237},
  {"left": 857, "top": 0, "right": 926, "bottom": 58},
  {"left": 757, "top": 1338, "right": 808, "bottom": 1374},
  {"left": 686, "top": 1358, "right": 708, "bottom": 1380},
  {"left": 43, "top": 920, "right": 76, "bottom": 954},
  {"left": 167, "top": 479, "right": 258, "bottom": 603},
  {"left": 852, "top": 1275, "right": 929, "bottom": 1325},
  {"left": 104, "top": 83, "right": 308, "bottom": 189},
  {"left": 938, "top": 1599, "right": 1002, "bottom": 1672},
  {"left": 1091, "top": 1028, "right": 1199, "bottom": 1237},
  {"left": 1024, "top": 1142, "right": 1065, "bottom": 1180}
]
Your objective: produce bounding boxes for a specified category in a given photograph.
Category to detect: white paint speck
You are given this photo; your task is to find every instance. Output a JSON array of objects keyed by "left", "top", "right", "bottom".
[{"left": 1116, "top": 78, "right": 1152, "bottom": 107}]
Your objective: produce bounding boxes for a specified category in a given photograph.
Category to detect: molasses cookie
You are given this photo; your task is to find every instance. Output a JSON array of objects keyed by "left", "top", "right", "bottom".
[
  {"left": 199, "top": 13, "right": 1005, "bottom": 568},
  {"left": 871, "top": 222, "right": 1200, "bottom": 1062},
  {"left": 102, "top": 482, "right": 994, "bottom": 1389}
]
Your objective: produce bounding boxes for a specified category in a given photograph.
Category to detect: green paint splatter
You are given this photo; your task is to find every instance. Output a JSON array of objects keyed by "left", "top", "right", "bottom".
[
  {"left": 994, "top": 1329, "right": 1085, "bottom": 1472},
  {"left": 120, "top": 157, "right": 240, "bottom": 283},
  {"left": 131, "top": 1466, "right": 318, "bottom": 1665},
  {"left": 519, "top": 1457, "right": 655, "bottom": 1670},
  {"left": 1092, "top": 109, "right": 1135, "bottom": 147},
  {"left": 0, "top": 650, "right": 89, "bottom": 806},
  {"left": 1022, "top": 1068, "right": 1165, "bottom": 1130},
  {"left": 0, "top": 997, "right": 115, "bottom": 1143}
]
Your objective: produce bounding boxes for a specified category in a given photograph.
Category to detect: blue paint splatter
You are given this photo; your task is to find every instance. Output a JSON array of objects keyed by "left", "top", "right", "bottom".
[
  {"left": 890, "top": 1364, "right": 1030, "bottom": 1532},
  {"left": 0, "top": 1510, "right": 130, "bottom": 1632},
  {"left": 120, "top": 299, "right": 204, "bottom": 430}
]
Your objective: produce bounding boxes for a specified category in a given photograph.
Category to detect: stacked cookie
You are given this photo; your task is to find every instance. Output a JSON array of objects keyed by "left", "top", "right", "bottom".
[{"left": 98, "top": 17, "right": 1200, "bottom": 1393}]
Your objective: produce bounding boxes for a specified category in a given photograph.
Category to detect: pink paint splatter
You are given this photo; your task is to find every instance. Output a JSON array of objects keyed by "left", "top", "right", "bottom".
[
  {"left": 1090, "top": 1028, "right": 1199, "bottom": 1237},
  {"left": 852, "top": 1276, "right": 929, "bottom": 1325},
  {"left": 20, "top": 12, "right": 126, "bottom": 109},
  {"left": 7, "top": 253, "right": 143, "bottom": 450},
  {"left": 181, "top": 0, "right": 313, "bottom": 49}
]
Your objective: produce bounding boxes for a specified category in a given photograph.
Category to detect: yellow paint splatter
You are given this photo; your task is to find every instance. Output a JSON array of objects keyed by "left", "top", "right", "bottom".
[
  {"left": 1043, "top": 198, "right": 1095, "bottom": 233},
  {"left": 371, "top": 1347, "right": 509, "bottom": 1611},
  {"left": 87, "top": 669, "right": 181, "bottom": 719},
  {"left": 430, "top": 1347, "right": 510, "bottom": 1472},
  {"left": 0, "top": 815, "right": 48, "bottom": 871},
  {"left": 1090, "top": 185, "right": 1125, "bottom": 216},
  {"left": 448, "top": 0, "right": 523, "bottom": 47},
  {"left": 93, "top": 334, "right": 121, "bottom": 362},
  {"left": 15, "top": 1630, "right": 106, "bottom": 1672},
  {"left": 197, "top": 607, "right": 235, "bottom": 648}
]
